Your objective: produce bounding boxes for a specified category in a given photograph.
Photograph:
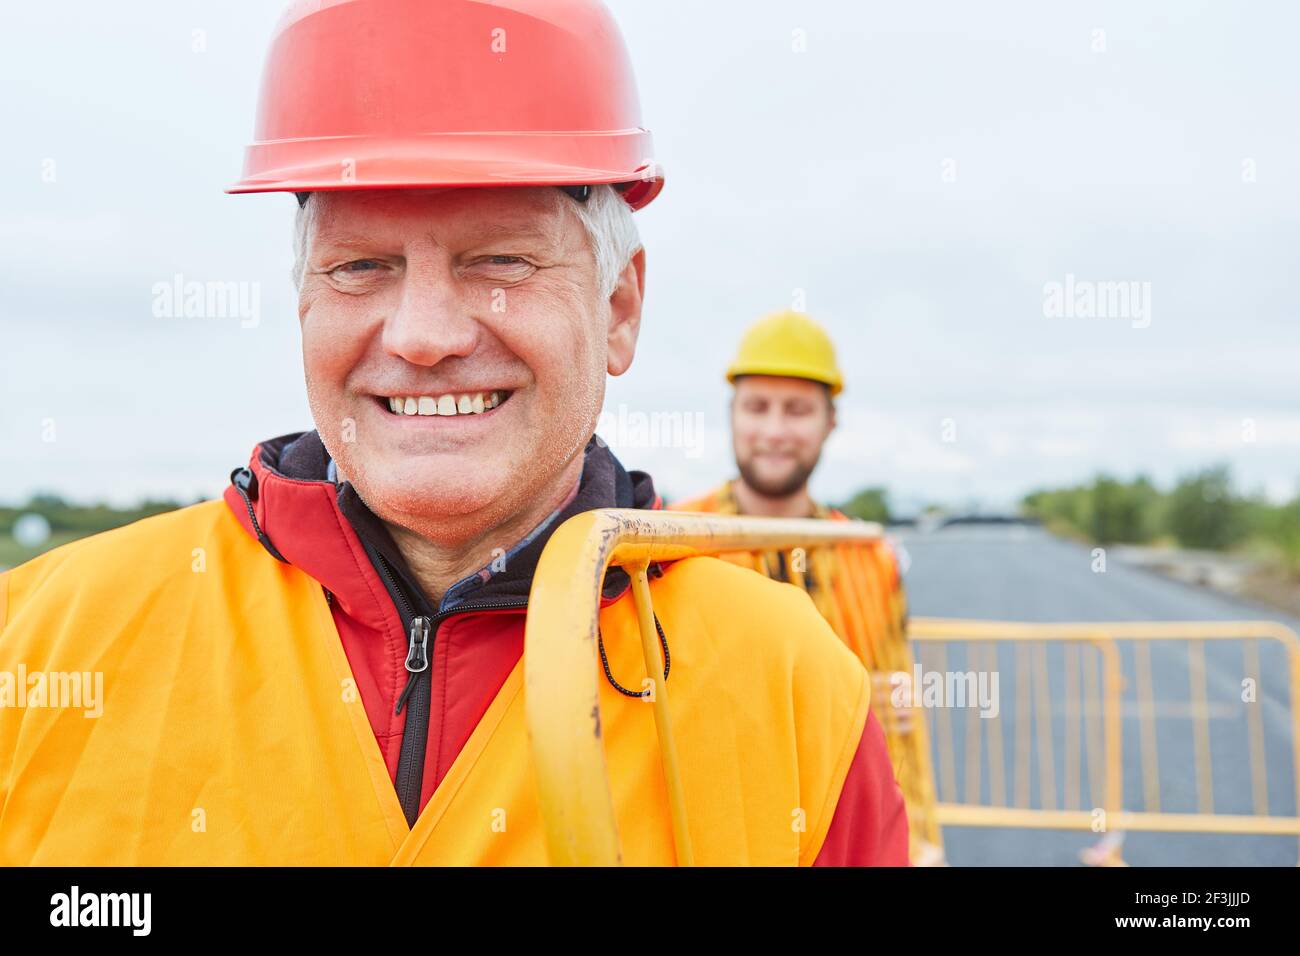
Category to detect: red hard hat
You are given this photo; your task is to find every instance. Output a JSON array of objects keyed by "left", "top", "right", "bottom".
[{"left": 228, "top": 0, "right": 663, "bottom": 210}]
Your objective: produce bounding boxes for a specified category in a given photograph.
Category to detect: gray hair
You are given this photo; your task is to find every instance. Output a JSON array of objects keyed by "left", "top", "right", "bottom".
[{"left": 291, "top": 183, "right": 640, "bottom": 297}]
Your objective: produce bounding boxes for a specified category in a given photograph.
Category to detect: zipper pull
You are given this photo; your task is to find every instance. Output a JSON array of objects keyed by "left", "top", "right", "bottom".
[
  {"left": 404, "top": 616, "right": 431, "bottom": 672},
  {"left": 395, "top": 616, "right": 431, "bottom": 715}
]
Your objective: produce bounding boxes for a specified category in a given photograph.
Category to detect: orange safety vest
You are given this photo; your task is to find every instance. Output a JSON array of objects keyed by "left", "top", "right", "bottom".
[
  {"left": 672, "top": 481, "right": 908, "bottom": 672},
  {"left": 0, "top": 500, "right": 869, "bottom": 865}
]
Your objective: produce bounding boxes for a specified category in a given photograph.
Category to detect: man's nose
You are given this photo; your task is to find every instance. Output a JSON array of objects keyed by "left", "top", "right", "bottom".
[
  {"left": 380, "top": 266, "right": 480, "bottom": 366},
  {"left": 757, "top": 410, "right": 793, "bottom": 440}
]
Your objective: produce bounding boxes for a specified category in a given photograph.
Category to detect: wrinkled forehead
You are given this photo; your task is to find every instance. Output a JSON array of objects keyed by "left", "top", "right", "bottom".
[{"left": 301, "top": 186, "right": 580, "bottom": 249}]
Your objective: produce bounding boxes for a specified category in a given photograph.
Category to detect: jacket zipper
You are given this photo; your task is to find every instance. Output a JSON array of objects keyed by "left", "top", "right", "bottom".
[{"left": 367, "top": 545, "right": 529, "bottom": 827}]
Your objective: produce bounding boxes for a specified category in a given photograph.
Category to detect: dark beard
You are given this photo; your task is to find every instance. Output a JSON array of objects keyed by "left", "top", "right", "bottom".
[{"left": 736, "top": 457, "right": 818, "bottom": 499}]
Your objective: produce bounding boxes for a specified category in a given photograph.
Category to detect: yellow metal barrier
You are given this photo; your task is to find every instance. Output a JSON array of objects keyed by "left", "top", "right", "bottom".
[
  {"left": 525, "top": 507, "right": 1300, "bottom": 866},
  {"left": 907, "top": 618, "right": 1300, "bottom": 865},
  {"left": 524, "top": 508, "right": 921, "bottom": 865}
]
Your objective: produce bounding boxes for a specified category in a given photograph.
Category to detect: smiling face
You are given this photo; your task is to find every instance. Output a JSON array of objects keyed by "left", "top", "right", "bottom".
[
  {"left": 297, "top": 187, "right": 644, "bottom": 542},
  {"left": 731, "top": 375, "right": 835, "bottom": 498}
]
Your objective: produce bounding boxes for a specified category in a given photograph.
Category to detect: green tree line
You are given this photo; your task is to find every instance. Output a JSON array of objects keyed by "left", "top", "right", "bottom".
[
  {"left": 0, "top": 493, "right": 185, "bottom": 537},
  {"left": 1022, "top": 466, "right": 1300, "bottom": 570},
  {"left": 838, "top": 487, "right": 891, "bottom": 523},
  {"left": 0, "top": 494, "right": 191, "bottom": 568}
]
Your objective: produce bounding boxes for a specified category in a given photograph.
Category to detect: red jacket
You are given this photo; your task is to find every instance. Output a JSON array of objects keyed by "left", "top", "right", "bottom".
[{"left": 223, "top": 432, "right": 909, "bottom": 865}]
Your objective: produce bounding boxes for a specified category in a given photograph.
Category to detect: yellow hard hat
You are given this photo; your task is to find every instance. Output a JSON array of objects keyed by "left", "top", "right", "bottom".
[{"left": 725, "top": 310, "right": 843, "bottom": 396}]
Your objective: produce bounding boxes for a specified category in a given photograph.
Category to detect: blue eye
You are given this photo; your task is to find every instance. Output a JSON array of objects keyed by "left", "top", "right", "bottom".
[{"left": 341, "top": 260, "right": 381, "bottom": 271}]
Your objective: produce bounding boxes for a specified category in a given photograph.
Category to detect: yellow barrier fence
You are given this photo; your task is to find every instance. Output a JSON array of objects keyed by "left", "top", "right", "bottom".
[
  {"left": 907, "top": 619, "right": 1300, "bottom": 865},
  {"left": 524, "top": 510, "right": 1300, "bottom": 866}
]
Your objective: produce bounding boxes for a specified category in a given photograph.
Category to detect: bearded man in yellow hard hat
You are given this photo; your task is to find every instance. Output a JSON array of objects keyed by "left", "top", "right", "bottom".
[
  {"left": 675, "top": 311, "right": 910, "bottom": 704},
  {"left": 677, "top": 311, "right": 845, "bottom": 520},
  {"left": 674, "top": 311, "right": 931, "bottom": 859}
]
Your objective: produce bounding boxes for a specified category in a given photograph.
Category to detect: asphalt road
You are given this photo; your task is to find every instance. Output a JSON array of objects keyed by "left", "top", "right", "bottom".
[{"left": 895, "top": 523, "right": 1299, "bottom": 866}]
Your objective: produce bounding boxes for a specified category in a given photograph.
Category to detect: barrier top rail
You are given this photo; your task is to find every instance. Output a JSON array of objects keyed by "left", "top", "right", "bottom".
[
  {"left": 910, "top": 618, "right": 1300, "bottom": 648},
  {"left": 523, "top": 508, "right": 885, "bottom": 866}
]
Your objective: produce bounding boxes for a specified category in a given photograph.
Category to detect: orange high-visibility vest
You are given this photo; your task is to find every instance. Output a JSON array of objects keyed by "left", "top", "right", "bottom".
[{"left": 0, "top": 500, "right": 868, "bottom": 865}]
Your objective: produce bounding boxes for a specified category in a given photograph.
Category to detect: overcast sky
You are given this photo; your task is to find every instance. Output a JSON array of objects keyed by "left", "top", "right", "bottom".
[{"left": 2, "top": 0, "right": 1297, "bottom": 513}]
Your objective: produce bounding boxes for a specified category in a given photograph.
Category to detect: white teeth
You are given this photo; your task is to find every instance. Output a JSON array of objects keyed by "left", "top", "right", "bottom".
[{"left": 387, "top": 391, "right": 507, "bottom": 416}]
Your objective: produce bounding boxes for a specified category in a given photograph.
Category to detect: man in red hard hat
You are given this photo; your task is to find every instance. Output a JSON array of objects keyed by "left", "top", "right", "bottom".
[{"left": 0, "top": 0, "right": 907, "bottom": 865}]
